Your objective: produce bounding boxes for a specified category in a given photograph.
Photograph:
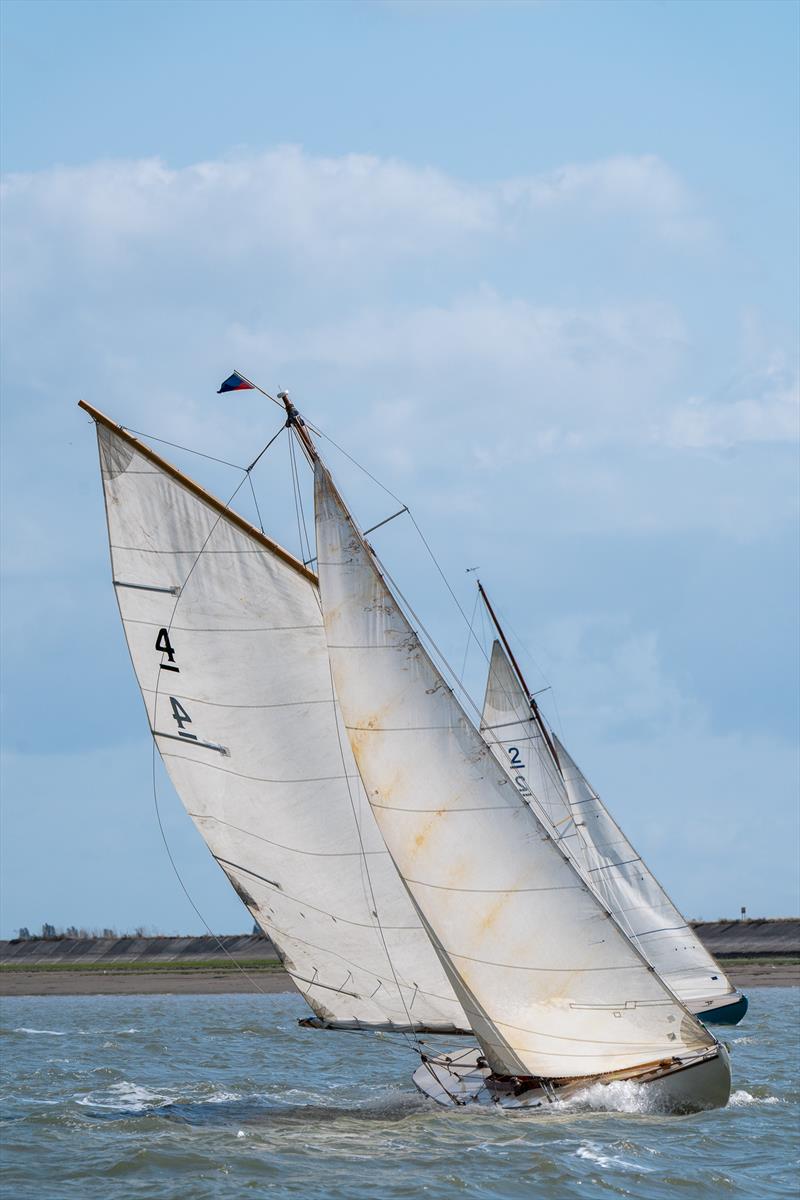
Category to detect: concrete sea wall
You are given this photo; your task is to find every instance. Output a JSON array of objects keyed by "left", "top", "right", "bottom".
[{"left": 2, "top": 920, "right": 798, "bottom": 965}]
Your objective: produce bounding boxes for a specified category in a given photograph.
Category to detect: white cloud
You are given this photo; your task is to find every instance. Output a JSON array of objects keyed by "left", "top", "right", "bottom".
[
  {"left": 0, "top": 145, "right": 705, "bottom": 304},
  {"left": 502, "top": 154, "right": 710, "bottom": 242},
  {"left": 658, "top": 378, "right": 799, "bottom": 448}
]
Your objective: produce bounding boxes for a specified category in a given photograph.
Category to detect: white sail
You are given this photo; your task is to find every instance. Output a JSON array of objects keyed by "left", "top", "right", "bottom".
[
  {"left": 89, "top": 411, "right": 469, "bottom": 1032},
  {"left": 315, "top": 461, "right": 716, "bottom": 1080},
  {"left": 553, "top": 735, "right": 737, "bottom": 1007},
  {"left": 481, "top": 640, "right": 574, "bottom": 835},
  {"left": 481, "top": 639, "right": 737, "bottom": 1009}
]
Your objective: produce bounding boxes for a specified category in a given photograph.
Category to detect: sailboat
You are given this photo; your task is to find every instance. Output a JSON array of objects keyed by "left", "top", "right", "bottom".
[
  {"left": 79, "top": 399, "right": 470, "bottom": 1035},
  {"left": 80, "top": 386, "right": 732, "bottom": 1112},
  {"left": 477, "top": 588, "right": 748, "bottom": 1027}
]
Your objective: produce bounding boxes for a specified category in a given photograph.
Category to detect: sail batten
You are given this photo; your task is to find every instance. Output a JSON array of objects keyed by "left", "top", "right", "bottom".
[
  {"left": 314, "top": 462, "right": 715, "bottom": 1080},
  {"left": 87, "top": 412, "right": 470, "bottom": 1034}
]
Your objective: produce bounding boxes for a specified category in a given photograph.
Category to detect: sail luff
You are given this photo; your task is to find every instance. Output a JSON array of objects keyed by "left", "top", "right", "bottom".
[
  {"left": 314, "top": 460, "right": 716, "bottom": 1081},
  {"left": 477, "top": 581, "right": 560, "bottom": 771}
]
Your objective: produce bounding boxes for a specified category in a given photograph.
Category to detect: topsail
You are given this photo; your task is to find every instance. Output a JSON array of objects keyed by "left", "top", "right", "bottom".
[
  {"left": 84, "top": 405, "right": 469, "bottom": 1033},
  {"left": 314, "top": 460, "right": 719, "bottom": 1082}
]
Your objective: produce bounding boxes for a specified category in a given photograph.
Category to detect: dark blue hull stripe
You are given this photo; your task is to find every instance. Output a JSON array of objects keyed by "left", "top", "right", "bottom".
[{"left": 698, "top": 994, "right": 749, "bottom": 1025}]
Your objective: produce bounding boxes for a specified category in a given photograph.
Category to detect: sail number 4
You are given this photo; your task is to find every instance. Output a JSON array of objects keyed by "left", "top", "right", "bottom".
[
  {"left": 169, "top": 696, "right": 196, "bottom": 740},
  {"left": 156, "top": 627, "right": 179, "bottom": 672},
  {"left": 155, "top": 627, "right": 197, "bottom": 741}
]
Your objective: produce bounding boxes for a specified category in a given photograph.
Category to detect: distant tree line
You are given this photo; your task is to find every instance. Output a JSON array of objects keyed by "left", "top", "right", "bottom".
[
  {"left": 12, "top": 922, "right": 266, "bottom": 941},
  {"left": 15, "top": 924, "right": 159, "bottom": 941}
]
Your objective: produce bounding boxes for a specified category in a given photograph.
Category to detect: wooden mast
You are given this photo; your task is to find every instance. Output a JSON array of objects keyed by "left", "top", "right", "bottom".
[{"left": 477, "top": 579, "right": 561, "bottom": 771}]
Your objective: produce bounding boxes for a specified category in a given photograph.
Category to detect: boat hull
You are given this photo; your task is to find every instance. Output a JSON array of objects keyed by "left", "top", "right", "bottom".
[
  {"left": 690, "top": 992, "right": 749, "bottom": 1025},
  {"left": 413, "top": 1043, "right": 731, "bottom": 1113}
]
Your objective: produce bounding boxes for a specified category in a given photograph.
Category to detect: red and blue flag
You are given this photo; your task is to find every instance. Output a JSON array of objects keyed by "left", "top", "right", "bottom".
[{"left": 217, "top": 372, "right": 254, "bottom": 394}]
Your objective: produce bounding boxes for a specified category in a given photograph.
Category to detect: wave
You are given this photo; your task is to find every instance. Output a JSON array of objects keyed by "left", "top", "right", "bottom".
[
  {"left": 554, "top": 1079, "right": 659, "bottom": 1116},
  {"left": 12, "top": 1027, "right": 67, "bottom": 1037},
  {"left": 76, "top": 1081, "right": 175, "bottom": 1112},
  {"left": 575, "top": 1141, "right": 653, "bottom": 1172},
  {"left": 728, "top": 1090, "right": 781, "bottom": 1107}
]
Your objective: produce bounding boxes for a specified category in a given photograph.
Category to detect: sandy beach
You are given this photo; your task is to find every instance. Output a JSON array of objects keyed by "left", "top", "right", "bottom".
[{"left": 2, "top": 962, "right": 796, "bottom": 997}]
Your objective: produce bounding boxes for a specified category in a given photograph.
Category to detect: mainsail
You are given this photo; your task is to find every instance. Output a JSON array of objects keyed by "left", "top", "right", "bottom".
[
  {"left": 314, "top": 460, "right": 717, "bottom": 1081},
  {"left": 481, "top": 638, "right": 738, "bottom": 1011},
  {"left": 83, "top": 403, "right": 469, "bottom": 1033}
]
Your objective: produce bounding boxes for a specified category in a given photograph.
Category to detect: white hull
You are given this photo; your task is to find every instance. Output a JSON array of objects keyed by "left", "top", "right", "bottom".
[{"left": 413, "top": 1043, "right": 731, "bottom": 1113}]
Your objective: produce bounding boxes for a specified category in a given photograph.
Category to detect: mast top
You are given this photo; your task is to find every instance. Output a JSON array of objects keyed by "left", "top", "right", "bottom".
[
  {"left": 278, "top": 390, "right": 318, "bottom": 463},
  {"left": 477, "top": 578, "right": 560, "bottom": 771}
]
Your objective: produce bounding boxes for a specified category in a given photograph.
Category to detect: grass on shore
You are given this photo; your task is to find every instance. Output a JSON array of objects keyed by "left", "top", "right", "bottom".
[
  {"left": 714, "top": 956, "right": 800, "bottom": 967},
  {"left": 0, "top": 959, "right": 284, "bottom": 974},
  {"left": 1, "top": 955, "right": 797, "bottom": 976}
]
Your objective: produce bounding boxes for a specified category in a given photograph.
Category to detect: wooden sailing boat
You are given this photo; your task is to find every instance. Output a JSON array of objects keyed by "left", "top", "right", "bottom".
[
  {"left": 81, "top": 387, "right": 732, "bottom": 1112},
  {"left": 477, "top": 584, "right": 748, "bottom": 1027},
  {"left": 308, "top": 411, "right": 731, "bottom": 1113}
]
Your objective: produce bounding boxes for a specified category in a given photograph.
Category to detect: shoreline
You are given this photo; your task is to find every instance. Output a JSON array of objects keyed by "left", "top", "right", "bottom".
[{"left": 2, "top": 962, "right": 797, "bottom": 997}]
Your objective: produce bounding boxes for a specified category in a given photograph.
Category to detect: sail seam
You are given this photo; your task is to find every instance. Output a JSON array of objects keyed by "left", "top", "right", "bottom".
[
  {"left": 263, "top": 916, "right": 469, "bottom": 1014},
  {"left": 110, "top": 544, "right": 291, "bottom": 555},
  {"left": 142, "top": 687, "right": 334, "bottom": 711},
  {"left": 445, "top": 950, "right": 653, "bottom": 972},
  {"left": 406, "top": 878, "right": 583, "bottom": 895},
  {"left": 188, "top": 813, "right": 391, "bottom": 858},
  {"left": 160, "top": 751, "right": 362, "bottom": 786},
  {"left": 125, "top": 619, "right": 324, "bottom": 633},
  {"left": 214, "top": 860, "right": 422, "bottom": 931}
]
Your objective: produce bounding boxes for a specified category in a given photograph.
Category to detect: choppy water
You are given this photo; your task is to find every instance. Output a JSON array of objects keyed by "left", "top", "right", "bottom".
[{"left": 1, "top": 987, "right": 797, "bottom": 1198}]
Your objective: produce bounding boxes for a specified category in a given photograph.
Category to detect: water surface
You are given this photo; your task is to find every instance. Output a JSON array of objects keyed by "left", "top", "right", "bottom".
[{"left": 1, "top": 987, "right": 797, "bottom": 1198}]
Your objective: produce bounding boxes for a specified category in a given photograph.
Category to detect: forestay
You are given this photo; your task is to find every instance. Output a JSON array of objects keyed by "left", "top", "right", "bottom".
[
  {"left": 553, "top": 735, "right": 737, "bottom": 1007},
  {"left": 315, "top": 462, "right": 716, "bottom": 1080},
  {"left": 90, "top": 415, "right": 469, "bottom": 1032}
]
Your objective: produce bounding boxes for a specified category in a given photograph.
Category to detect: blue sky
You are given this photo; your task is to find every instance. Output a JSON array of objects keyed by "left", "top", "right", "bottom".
[{"left": 1, "top": 0, "right": 798, "bottom": 938}]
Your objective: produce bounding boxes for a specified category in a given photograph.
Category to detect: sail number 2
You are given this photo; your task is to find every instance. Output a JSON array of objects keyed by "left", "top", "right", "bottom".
[{"left": 507, "top": 746, "right": 533, "bottom": 799}]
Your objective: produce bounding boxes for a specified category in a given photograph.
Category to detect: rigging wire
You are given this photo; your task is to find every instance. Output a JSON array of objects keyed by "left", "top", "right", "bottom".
[
  {"left": 288, "top": 432, "right": 314, "bottom": 568},
  {"left": 247, "top": 473, "right": 265, "bottom": 534},
  {"left": 458, "top": 587, "right": 482, "bottom": 690},
  {"left": 122, "top": 427, "right": 247, "bottom": 473}
]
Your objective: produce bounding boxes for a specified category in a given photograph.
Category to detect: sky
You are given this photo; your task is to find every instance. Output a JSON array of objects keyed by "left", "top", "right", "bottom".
[{"left": 1, "top": 0, "right": 798, "bottom": 939}]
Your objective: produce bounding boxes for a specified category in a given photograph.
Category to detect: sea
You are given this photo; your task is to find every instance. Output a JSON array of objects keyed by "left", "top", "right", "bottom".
[{"left": 1, "top": 987, "right": 797, "bottom": 1199}]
